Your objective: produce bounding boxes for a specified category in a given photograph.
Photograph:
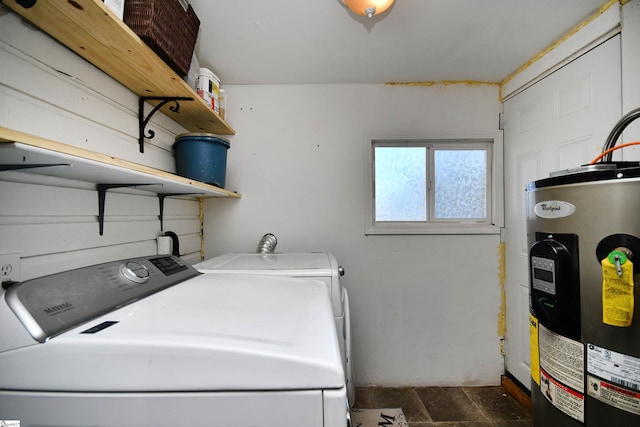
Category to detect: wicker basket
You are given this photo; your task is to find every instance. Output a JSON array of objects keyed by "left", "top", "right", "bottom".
[{"left": 124, "top": 0, "right": 200, "bottom": 76}]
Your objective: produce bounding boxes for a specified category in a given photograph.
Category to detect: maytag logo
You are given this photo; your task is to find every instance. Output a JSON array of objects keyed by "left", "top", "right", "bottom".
[
  {"left": 534, "top": 201, "right": 576, "bottom": 219},
  {"left": 43, "top": 301, "right": 73, "bottom": 315}
]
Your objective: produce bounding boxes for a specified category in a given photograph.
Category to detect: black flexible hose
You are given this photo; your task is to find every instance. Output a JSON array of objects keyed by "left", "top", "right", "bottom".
[
  {"left": 162, "top": 231, "right": 180, "bottom": 256},
  {"left": 602, "top": 107, "right": 640, "bottom": 162}
]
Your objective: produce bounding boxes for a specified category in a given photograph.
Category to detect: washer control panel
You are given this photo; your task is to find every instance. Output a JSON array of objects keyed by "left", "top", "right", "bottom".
[{"left": 4, "top": 256, "right": 200, "bottom": 342}]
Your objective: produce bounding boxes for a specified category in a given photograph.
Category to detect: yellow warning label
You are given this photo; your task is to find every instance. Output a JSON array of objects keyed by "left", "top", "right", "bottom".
[
  {"left": 530, "top": 313, "right": 540, "bottom": 386},
  {"left": 602, "top": 257, "right": 634, "bottom": 327}
]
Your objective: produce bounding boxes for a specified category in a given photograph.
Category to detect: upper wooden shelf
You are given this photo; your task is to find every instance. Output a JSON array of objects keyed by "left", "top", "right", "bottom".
[{"left": 3, "top": 0, "right": 235, "bottom": 136}]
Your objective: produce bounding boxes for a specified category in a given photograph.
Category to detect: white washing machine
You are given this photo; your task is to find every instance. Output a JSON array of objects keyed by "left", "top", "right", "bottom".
[
  {"left": 0, "top": 255, "right": 349, "bottom": 427},
  {"left": 194, "top": 252, "right": 355, "bottom": 405}
]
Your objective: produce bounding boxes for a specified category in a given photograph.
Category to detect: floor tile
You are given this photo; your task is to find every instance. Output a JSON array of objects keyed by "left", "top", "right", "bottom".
[
  {"left": 463, "top": 387, "right": 532, "bottom": 421},
  {"left": 408, "top": 422, "right": 495, "bottom": 427},
  {"left": 353, "top": 387, "right": 375, "bottom": 409},
  {"left": 415, "top": 387, "right": 488, "bottom": 422},
  {"left": 368, "top": 387, "right": 432, "bottom": 422},
  {"left": 354, "top": 385, "right": 532, "bottom": 427},
  {"left": 494, "top": 421, "right": 533, "bottom": 427}
]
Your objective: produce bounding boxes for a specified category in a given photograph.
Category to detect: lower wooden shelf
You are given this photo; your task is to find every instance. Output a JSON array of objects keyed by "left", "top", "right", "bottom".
[{"left": 0, "top": 127, "right": 240, "bottom": 235}]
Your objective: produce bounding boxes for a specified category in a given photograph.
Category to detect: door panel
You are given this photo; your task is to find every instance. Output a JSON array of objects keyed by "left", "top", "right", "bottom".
[{"left": 503, "top": 35, "right": 622, "bottom": 389}]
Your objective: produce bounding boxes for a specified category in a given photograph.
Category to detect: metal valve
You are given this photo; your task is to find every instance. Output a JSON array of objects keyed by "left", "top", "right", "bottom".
[{"left": 610, "top": 247, "right": 633, "bottom": 276}]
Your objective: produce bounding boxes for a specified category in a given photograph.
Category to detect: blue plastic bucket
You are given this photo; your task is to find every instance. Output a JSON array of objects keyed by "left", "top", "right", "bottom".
[{"left": 174, "top": 133, "right": 230, "bottom": 188}]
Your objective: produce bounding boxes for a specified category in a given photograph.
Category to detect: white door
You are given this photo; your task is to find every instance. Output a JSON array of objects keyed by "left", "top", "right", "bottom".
[{"left": 503, "top": 35, "right": 622, "bottom": 389}]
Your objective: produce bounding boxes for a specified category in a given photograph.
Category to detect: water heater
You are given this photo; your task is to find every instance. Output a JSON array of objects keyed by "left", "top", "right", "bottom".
[{"left": 527, "top": 109, "right": 640, "bottom": 426}]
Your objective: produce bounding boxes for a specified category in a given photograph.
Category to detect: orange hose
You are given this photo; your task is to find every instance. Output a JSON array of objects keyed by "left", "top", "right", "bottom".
[{"left": 589, "top": 141, "right": 640, "bottom": 165}]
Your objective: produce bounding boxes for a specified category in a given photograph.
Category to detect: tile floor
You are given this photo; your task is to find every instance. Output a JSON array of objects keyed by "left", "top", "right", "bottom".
[{"left": 353, "top": 386, "right": 533, "bottom": 427}]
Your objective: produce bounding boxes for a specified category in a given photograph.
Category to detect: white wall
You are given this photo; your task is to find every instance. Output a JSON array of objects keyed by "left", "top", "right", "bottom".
[
  {"left": 0, "top": 7, "right": 202, "bottom": 279},
  {"left": 203, "top": 83, "right": 505, "bottom": 386}
]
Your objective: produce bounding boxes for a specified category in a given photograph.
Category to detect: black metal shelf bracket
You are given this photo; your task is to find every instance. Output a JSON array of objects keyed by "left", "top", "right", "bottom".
[
  {"left": 158, "top": 192, "right": 204, "bottom": 231},
  {"left": 97, "top": 183, "right": 157, "bottom": 236},
  {"left": 0, "top": 163, "right": 70, "bottom": 171},
  {"left": 138, "top": 96, "right": 194, "bottom": 153},
  {"left": 15, "top": 0, "right": 37, "bottom": 9}
]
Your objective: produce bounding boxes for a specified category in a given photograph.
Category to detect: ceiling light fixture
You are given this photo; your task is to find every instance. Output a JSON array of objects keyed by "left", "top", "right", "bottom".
[{"left": 342, "top": 0, "right": 395, "bottom": 18}]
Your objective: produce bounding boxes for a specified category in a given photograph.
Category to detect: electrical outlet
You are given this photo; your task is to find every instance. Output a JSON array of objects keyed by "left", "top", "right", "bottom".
[{"left": 0, "top": 253, "right": 20, "bottom": 284}]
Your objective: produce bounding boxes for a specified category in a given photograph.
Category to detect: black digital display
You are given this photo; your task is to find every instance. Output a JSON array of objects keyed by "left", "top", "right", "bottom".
[
  {"left": 150, "top": 256, "right": 188, "bottom": 276},
  {"left": 533, "top": 267, "right": 554, "bottom": 283}
]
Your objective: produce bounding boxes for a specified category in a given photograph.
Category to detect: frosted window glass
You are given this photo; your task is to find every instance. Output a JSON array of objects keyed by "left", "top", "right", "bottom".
[
  {"left": 434, "top": 150, "right": 486, "bottom": 219},
  {"left": 375, "top": 147, "right": 426, "bottom": 221}
]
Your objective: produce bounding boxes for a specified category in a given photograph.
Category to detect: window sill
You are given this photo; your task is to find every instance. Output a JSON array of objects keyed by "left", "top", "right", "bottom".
[{"left": 365, "top": 223, "right": 502, "bottom": 236}]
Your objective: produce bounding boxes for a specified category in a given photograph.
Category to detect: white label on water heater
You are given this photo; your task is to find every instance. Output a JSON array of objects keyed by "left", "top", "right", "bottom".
[
  {"left": 588, "top": 376, "right": 640, "bottom": 416},
  {"left": 587, "top": 344, "right": 640, "bottom": 391},
  {"left": 539, "top": 325, "right": 584, "bottom": 393},
  {"left": 538, "top": 325, "right": 585, "bottom": 422},
  {"left": 534, "top": 200, "right": 576, "bottom": 219},
  {"left": 541, "top": 369, "right": 585, "bottom": 423}
]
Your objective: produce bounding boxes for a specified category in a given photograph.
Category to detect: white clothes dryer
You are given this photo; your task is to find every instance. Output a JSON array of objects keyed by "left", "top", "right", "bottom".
[
  {"left": 194, "top": 252, "right": 355, "bottom": 405},
  {"left": 0, "top": 255, "right": 349, "bottom": 427}
]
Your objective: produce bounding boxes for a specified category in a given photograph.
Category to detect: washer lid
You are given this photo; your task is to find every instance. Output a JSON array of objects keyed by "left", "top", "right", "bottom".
[
  {"left": 194, "top": 253, "right": 344, "bottom": 317},
  {"left": 0, "top": 274, "right": 345, "bottom": 392},
  {"left": 195, "top": 252, "right": 336, "bottom": 273}
]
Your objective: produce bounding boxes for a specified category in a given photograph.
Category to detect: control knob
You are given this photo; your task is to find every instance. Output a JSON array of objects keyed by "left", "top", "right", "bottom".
[{"left": 120, "top": 261, "right": 150, "bottom": 284}]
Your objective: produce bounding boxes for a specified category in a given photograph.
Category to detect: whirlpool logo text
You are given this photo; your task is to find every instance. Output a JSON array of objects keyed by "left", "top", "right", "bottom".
[{"left": 534, "top": 200, "right": 576, "bottom": 219}]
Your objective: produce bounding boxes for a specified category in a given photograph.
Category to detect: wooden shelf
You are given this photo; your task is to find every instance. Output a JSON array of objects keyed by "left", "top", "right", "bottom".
[
  {"left": 0, "top": 127, "right": 240, "bottom": 234},
  {"left": 0, "top": 127, "right": 240, "bottom": 199},
  {"left": 3, "top": 0, "right": 235, "bottom": 136}
]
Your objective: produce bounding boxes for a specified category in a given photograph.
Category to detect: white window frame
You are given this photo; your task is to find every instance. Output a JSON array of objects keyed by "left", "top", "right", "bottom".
[{"left": 364, "top": 134, "right": 503, "bottom": 235}]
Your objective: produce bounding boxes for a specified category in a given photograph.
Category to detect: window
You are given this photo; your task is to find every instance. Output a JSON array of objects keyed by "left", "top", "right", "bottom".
[{"left": 365, "top": 138, "right": 500, "bottom": 235}]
